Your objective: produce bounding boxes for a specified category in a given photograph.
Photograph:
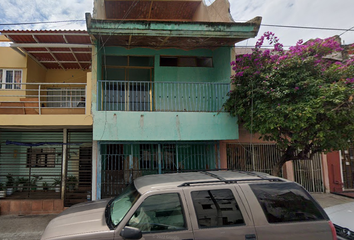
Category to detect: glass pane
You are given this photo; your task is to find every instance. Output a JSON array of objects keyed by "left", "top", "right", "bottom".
[
  {"left": 250, "top": 183, "right": 326, "bottom": 223},
  {"left": 0, "top": 69, "right": 3, "bottom": 89},
  {"left": 191, "top": 189, "right": 245, "bottom": 228},
  {"left": 5, "top": 70, "right": 13, "bottom": 89},
  {"left": 14, "top": 71, "right": 22, "bottom": 89},
  {"left": 128, "top": 193, "right": 186, "bottom": 232}
]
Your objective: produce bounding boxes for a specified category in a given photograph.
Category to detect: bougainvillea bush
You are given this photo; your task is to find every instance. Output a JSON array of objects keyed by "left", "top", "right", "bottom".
[{"left": 224, "top": 32, "right": 354, "bottom": 176}]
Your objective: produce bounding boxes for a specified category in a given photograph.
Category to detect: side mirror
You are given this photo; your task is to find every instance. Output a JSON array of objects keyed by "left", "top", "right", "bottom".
[{"left": 120, "top": 226, "right": 142, "bottom": 239}]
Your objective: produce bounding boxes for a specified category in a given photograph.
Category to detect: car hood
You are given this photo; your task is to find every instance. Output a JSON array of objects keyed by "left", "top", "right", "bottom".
[{"left": 41, "top": 199, "right": 114, "bottom": 240}]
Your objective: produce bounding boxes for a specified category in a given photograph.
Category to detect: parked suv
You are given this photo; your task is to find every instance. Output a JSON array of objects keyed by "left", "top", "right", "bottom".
[{"left": 41, "top": 171, "right": 337, "bottom": 240}]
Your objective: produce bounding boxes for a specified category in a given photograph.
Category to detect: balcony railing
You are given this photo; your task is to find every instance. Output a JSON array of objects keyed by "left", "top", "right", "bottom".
[
  {"left": 98, "top": 80, "right": 230, "bottom": 112},
  {"left": 0, "top": 83, "right": 87, "bottom": 115}
]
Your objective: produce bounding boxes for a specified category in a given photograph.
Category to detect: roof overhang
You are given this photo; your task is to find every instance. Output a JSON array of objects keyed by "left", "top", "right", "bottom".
[
  {"left": 0, "top": 30, "right": 92, "bottom": 70},
  {"left": 86, "top": 13, "right": 262, "bottom": 49}
]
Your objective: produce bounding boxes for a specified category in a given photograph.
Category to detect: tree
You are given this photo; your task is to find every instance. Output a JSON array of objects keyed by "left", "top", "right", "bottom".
[{"left": 224, "top": 32, "right": 354, "bottom": 176}]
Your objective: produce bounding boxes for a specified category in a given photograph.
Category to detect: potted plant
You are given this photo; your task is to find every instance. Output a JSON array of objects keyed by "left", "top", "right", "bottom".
[
  {"left": 67, "top": 175, "right": 78, "bottom": 191},
  {"left": 0, "top": 183, "right": 6, "bottom": 198},
  {"left": 52, "top": 178, "right": 61, "bottom": 193},
  {"left": 6, "top": 173, "right": 14, "bottom": 196},
  {"left": 30, "top": 175, "right": 42, "bottom": 192},
  {"left": 17, "top": 177, "right": 28, "bottom": 192},
  {"left": 42, "top": 182, "right": 49, "bottom": 192}
]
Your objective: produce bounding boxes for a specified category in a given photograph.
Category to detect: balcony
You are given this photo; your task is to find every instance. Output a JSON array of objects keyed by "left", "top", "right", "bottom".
[
  {"left": 98, "top": 80, "right": 230, "bottom": 112},
  {"left": 0, "top": 83, "right": 87, "bottom": 115},
  {"left": 93, "top": 80, "right": 237, "bottom": 141}
]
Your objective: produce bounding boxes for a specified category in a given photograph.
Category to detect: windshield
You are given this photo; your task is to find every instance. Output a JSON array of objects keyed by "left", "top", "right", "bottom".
[{"left": 109, "top": 184, "right": 141, "bottom": 227}]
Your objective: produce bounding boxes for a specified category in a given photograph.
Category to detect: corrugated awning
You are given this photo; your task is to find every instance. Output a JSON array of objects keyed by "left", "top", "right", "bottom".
[{"left": 0, "top": 30, "right": 92, "bottom": 70}]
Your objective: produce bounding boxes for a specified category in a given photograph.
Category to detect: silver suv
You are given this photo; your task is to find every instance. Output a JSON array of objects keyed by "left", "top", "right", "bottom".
[{"left": 41, "top": 171, "right": 337, "bottom": 240}]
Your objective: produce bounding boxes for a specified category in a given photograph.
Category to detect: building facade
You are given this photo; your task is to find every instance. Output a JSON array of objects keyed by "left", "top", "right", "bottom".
[
  {"left": 86, "top": 0, "right": 261, "bottom": 200},
  {"left": 0, "top": 31, "right": 93, "bottom": 214}
]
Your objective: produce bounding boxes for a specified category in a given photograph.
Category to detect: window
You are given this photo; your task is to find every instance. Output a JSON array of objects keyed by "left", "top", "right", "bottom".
[
  {"left": 160, "top": 56, "right": 213, "bottom": 67},
  {"left": 250, "top": 183, "right": 327, "bottom": 223},
  {"left": 191, "top": 189, "right": 244, "bottom": 228},
  {"left": 127, "top": 193, "right": 186, "bottom": 232},
  {"left": 27, "top": 148, "right": 56, "bottom": 168},
  {"left": 0, "top": 69, "right": 22, "bottom": 89}
]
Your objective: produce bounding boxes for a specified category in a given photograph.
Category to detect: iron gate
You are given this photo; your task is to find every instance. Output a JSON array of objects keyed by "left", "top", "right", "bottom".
[
  {"left": 293, "top": 153, "right": 324, "bottom": 192},
  {"left": 226, "top": 143, "right": 324, "bottom": 192},
  {"left": 64, "top": 131, "right": 92, "bottom": 207},
  {"left": 100, "top": 142, "right": 218, "bottom": 198}
]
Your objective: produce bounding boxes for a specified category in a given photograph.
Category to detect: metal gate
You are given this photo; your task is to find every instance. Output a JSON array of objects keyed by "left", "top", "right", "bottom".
[
  {"left": 64, "top": 131, "right": 93, "bottom": 207},
  {"left": 100, "top": 142, "right": 218, "bottom": 198},
  {"left": 226, "top": 143, "right": 324, "bottom": 192},
  {"left": 341, "top": 148, "right": 354, "bottom": 189},
  {"left": 293, "top": 153, "right": 324, "bottom": 192},
  {"left": 0, "top": 130, "right": 63, "bottom": 199},
  {"left": 227, "top": 143, "right": 281, "bottom": 175}
]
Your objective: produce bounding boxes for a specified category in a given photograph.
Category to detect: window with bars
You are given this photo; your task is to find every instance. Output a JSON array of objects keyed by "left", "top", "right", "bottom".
[
  {"left": 26, "top": 148, "right": 56, "bottom": 168},
  {"left": 0, "top": 69, "right": 22, "bottom": 89}
]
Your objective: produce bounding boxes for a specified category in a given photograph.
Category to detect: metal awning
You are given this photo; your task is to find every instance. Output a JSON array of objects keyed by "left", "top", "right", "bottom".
[
  {"left": 86, "top": 13, "right": 262, "bottom": 49},
  {"left": 0, "top": 30, "right": 92, "bottom": 70}
]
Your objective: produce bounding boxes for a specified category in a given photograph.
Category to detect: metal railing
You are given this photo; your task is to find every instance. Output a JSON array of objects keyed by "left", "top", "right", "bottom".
[
  {"left": 98, "top": 80, "right": 230, "bottom": 112},
  {"left": 0, "top": 82, "right": 87, "bottom": 115}
]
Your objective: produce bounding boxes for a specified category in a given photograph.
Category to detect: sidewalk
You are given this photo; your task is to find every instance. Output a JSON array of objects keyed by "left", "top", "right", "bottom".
[{"left": 0, "top": 214, "right": 57, "bottom": 240}]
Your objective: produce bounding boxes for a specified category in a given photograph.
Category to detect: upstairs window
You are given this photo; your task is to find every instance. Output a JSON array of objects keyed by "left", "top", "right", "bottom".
[
  {"left": 160, "top": 56, "right": 213, "bottom": 67},
  {"left": 0, "top": 69, "right": 22, "bottom": 89}
]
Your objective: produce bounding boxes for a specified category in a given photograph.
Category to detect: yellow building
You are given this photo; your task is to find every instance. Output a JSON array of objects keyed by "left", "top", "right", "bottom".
[{"left": 0, "top": 30, "right": 93, "bottom": 215}]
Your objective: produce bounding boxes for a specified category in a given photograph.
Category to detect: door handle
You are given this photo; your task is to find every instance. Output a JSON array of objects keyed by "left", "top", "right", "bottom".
[{"left": 245, "top": 234, "right": 256, "bottom": 240}]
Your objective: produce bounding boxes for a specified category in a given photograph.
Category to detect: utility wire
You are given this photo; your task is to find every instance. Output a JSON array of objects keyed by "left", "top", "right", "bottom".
[{"left": 1, "top": 19, "right": 354, "bottom": 33}]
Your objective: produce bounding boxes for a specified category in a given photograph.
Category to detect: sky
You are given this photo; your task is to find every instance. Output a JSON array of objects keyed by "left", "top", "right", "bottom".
[{"left": 0, "top": 0, "right": 354, "bottom": 48}]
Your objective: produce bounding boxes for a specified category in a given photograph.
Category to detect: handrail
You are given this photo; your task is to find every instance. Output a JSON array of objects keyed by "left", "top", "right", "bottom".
[{"left": 98, "top": 80, "right": 230, "bottom": 112}]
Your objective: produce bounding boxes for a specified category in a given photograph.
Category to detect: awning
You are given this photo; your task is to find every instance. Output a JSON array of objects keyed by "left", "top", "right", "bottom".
[
  {"left": 0, "top": 30, "right": 92, "bottom": 70},
  {"left": 86, "top": 13, "right": 262, "bottom": 49}
]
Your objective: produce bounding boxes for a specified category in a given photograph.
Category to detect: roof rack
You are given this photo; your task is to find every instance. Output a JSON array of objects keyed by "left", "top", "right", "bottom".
[{"left": 178, "top": 178, "right": 285, "bottom": 187}]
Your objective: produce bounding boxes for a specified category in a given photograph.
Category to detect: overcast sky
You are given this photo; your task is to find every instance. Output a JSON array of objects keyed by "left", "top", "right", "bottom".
[{"left": 0, "top": 0, "right": 354, "bottom": 48}]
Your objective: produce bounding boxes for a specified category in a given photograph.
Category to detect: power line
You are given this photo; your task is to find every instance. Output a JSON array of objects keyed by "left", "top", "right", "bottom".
[
  {"left": 1, "top": 19, "right": 354, "bottom": 33},
  {"left": 261, "top": 23, "right": 354, "bottom": 32}
]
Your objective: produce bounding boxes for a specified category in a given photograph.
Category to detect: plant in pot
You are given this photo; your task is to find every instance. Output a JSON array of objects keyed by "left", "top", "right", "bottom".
[
  {"left": 42, "top": 182, "right": 49, "bottom": 192},
  {"left": 17, "top": 177, "right": 28, "bottom": 192},
  {"left": 0, "top": 183, "right": 6, "bottom": 198},
  {"left": 67, "top": 175, "right": 78, "bottom": 191},
  {"left": 52, "top": 178, "right": 61, "bottom": 193},
  {"left": 30, "top": 175, "right": 42, "bottom": 192},
  {"left": 6, "top": 173, "right": 14, "bottom": 196}
]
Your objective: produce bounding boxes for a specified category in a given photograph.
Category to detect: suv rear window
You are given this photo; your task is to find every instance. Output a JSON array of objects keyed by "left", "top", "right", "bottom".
[{"left": 250, "top": 183, "right": 327, "bottom": 223}]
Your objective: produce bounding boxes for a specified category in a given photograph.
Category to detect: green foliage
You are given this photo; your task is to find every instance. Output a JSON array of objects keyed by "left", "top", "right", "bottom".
[{"left": 225, "top": 33, "right": 354, "bottom": 174}]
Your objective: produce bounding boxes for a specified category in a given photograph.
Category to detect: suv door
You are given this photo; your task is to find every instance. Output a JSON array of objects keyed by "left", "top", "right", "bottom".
[
  {"left": 239, "top": 182, "right": 334, "bottom": 240},
  {"left": 183, "top": 186, "right": 257, "bottom": 240},
  {"left": 116, "top": 190, "right": 194, "bottom": 240}
]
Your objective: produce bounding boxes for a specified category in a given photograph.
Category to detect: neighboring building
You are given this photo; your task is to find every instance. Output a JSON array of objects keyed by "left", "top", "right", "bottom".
[
  {"left": 86, "top": 0, "right": 261, "bottom": 200},
  {"left": 0, "top": 30, "right": 93, "bottom": 214}
]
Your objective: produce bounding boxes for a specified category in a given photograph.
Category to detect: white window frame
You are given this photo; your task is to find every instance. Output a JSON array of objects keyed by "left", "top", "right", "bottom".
[{"left": 0, "top": 69, "right": 23, "bottom": 90}]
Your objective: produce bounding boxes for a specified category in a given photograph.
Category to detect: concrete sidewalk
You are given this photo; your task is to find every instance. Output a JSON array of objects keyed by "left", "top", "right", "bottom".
[
  {"left": 0, "top": 214, "right": 57, "bottom": 240},
  {"left": 0, "top": 193, "right": 353, "bottom": 240}
]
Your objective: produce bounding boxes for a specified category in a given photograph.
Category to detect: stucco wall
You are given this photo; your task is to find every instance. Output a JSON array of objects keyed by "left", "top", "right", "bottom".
[{"left": 93, "top": 111, "right": 238, "bottom": 141}]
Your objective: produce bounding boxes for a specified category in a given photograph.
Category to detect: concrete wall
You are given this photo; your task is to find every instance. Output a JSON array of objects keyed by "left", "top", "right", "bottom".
[{"left": 93, "top": 111, "right": 238, "bottom": 141}]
